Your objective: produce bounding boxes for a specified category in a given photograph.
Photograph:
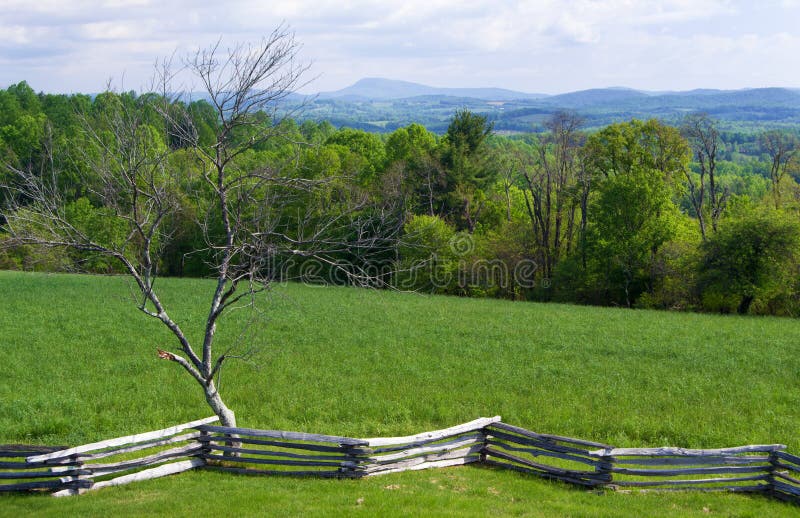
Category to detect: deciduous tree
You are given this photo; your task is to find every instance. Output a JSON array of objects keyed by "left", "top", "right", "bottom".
[
  {"left": 759, "top": 130, "right": 799, "bottom": 208},
  {"left": 699, "top": 209, "right": 800, "bottom": 314},
  {"left": 520, "top": 111, "right": 585, "bottom": 282},
  {"left": 580, "top": 119, "right": 689, "bottom": 306},
  {"left": 681, "top": 113, "right": 728, "bottom": 238},
  {"left": 2, "top": 28, "right": 398, "bottom": 426}
]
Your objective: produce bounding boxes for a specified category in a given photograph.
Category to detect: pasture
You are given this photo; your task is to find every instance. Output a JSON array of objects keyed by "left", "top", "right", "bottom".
[{"left": 1, "top": 270, "right": 799, "bottom": 516}]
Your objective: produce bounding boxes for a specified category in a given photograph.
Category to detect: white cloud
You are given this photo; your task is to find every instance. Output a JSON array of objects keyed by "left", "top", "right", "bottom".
[
  {"left": 0, "top": 25, "right": 36, "bottom": 44},
  {"left": 0, "top": 0, "right": 798, "bottom": 93},
  {"left": 80, "top": 21, "right": 145, "bottom": 40}
]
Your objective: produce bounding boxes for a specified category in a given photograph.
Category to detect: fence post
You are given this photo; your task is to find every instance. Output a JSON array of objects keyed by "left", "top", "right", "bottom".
[
  {"left": 341, "top": 444, "right": 369, "bottom": 479},
  {"left": 767, "top": 450, "right": 779, "bottom": 497},
  {"left": 593, "top": 451, "right": 614, "bottom": 490},
  {"left": 51, "top": 453, "right": 90, "bottom": 497},
  {"left": 198, "top": 429, "right": 211, "bottom": 467},
  {"left": 479, "top": 425, "right": 489, "bottom": 464},
  {"left": 74, "top": 455, "right": 92, "bottom": 495}
]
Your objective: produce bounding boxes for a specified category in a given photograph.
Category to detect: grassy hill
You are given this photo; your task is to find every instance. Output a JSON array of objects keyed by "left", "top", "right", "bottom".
[{"left": 2, "top": 271, "right": 800, "bottom": 516}]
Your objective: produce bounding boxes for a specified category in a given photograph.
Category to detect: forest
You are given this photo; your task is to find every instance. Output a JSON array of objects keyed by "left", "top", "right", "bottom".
[{"left": 1, "top": 80, "right": 799, "bottom": 316}]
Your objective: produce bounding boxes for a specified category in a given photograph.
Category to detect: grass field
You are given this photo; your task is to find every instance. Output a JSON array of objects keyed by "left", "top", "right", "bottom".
[{"left": 2, "top": 270, "right": 800, "bottom": 516}]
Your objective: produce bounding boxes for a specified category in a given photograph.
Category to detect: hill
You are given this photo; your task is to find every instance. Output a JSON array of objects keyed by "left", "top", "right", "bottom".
[
  {"left": 2, "top": 271, "right": 800, "bottom": 515},
  {"left": 317, "top": 77, "right": 548, "bottom": 101},
  {"left": 295, "top": 78, "right": 800, "bottom": 133},
  {"left": 537, "top": 87, "right": 649, "bottom": 108}
]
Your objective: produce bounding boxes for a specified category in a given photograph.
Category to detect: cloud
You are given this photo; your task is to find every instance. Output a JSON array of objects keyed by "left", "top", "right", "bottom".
[
  {"left": 80, "top": 21, "right": 145, "bottom": 40},
  {"left": 0, "top": 0, "right": 798, "bottom": 93},
  {"left": 0, "top": 24, "right": 38, "bottom": 45}
]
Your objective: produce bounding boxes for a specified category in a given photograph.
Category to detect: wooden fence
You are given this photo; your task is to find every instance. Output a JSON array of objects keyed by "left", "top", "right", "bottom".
[
  {"left": 194, "top": 416, "right": 498, "bottom": 478},
  {"left": 0, "top": 416, "right": 217, "bottom": 496},
  {"left": 196, "top": 422, "right": 369, "bottom": 479},
  {"left": 772, "top": 451, "right": 800, "bottom": 503},
  {"left": 2, "top": 416, "right": 799, "bottom": 506}
]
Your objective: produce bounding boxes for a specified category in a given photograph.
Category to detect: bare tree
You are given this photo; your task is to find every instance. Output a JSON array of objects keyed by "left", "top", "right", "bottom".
[
  {"left": 575, "top": 146, "right": 593, "bottom": 269},
  {"left": 520, "top": 111, "right": 585, "bottom": 281},
  {"left": 493, "top": 149, "right": 515, "bottom": 223},
  {"left": 1, "top": 28, "right": 397, "bottom": 426},
  {"left": 759, "top": 129, "right": 799, "bottom": 209},
  {"left": 681, "top": 113, "right": 728, "bottom": 238}
]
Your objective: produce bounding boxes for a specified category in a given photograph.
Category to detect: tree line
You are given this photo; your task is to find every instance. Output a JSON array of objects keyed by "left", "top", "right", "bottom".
[{"left": 2, "top": 81, "right": 800, "bottom": 316}]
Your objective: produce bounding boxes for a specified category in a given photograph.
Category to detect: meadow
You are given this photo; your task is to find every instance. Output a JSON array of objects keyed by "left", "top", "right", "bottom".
[{"left": 1, "top": 270, "right": 800, "bottom": 516}]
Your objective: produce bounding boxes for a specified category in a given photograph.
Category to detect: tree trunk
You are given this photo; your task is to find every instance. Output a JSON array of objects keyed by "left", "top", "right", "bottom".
[
  {"left": 204, "top": 381, "right": 240, "bottom": 455},
  {"left": 737, "top": 295, "right": 754, "bottom": 315},
  {"left": 204, "top": 382, "right": 236, "bottom": 427}
]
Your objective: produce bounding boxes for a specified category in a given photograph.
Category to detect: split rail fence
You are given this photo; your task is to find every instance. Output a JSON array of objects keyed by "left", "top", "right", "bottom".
[{"left": 2, "top": 416, "right": 799, "bottom": 506}]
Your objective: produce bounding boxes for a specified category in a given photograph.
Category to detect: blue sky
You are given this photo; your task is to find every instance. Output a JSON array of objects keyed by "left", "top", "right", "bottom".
[{"left": 1, "top": 0, "right": 799, "bottom": 94}]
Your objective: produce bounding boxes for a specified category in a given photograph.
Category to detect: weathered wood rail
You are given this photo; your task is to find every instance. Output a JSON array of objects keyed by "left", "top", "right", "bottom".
[
  {"left": 2, "top": 416, "right": 798, "bottom": 507},
  {"left": 772, "top": 451, "right": 800, "bottom": 503},
  {"left": 196, "top": 422, "right": 370, "bottom": 478},
  {"left": 353, "top": 416, "right": 499, "bottom": 476},
  {"left": 0, "top": 416, "right": 217, "bottom": 496}
]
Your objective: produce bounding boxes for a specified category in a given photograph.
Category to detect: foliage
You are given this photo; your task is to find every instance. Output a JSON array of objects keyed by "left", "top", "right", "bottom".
[
  {"left": 63, "top": 197, "right": 130, "bottom": 272},
  {"left": 438, "top": 110, "right": 496, "bottom": 230},
  {"left": 395, "top": 214, "right": 458, "bottom": 293},
  {"left": 578, "top": 120, "right": 687, "bottom": 306},
  {"left": 325, "top": 128, "right": 386, "bottom": 184},
  {"left": 698, "top": 208, "right": 800, "bottom": 314},
  {"left": 2, "top": 80, "right": 800, "bottom": 315},
  {"left": 636, "top": 213, "right": 702, "bottom": 310}
]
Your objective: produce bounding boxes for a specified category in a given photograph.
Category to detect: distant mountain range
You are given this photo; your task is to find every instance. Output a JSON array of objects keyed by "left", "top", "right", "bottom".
[
  {"left": 316, "top": 77, "right": 549, "bottom": 101},
  {"left": 295, "top": 78, "right": 800, "bottom": 133}
]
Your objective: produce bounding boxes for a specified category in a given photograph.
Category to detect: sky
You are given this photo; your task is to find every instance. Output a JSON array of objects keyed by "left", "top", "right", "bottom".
[{"left": 2, "top": 0, "right": 800, "bottom": 95}]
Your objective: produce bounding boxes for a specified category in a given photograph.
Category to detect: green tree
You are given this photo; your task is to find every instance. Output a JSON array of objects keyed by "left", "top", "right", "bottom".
[
  {"left": 439, "top": 109, "right": 496, "bottom": 231},
  {"left": 325, "top": 128, "right": 386, "bottom": 184},
  {"left": 579, "top": 120, "right": 689, "bottom": 306},
  {"left": 0, "top": 112, "right": 46, "bottom": 167},
  {"left": 384, "top": 123, "right": 440, "bottom": 215},
  {"left": 396, "top": 214, "right": 458, "bottom": 293},
  {"left": 698, "top": 209, "right": 800, "bottom": 314},
  {"left": 0, "top": 82, "right": 47, "bottom": 169},
  {"left": 385, "top": 123, "right": 436, "bottom": 165},
  {"left": 299, "top": 119, "right": 336, "bottom": 145},
  {"left": 444, "top": 109, "right": 492, "bottom": 154}
]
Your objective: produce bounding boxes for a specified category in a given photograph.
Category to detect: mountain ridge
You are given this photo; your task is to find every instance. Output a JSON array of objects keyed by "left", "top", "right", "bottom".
[
  {"left": 296, "top": 78, "right": 800, "bottom": 133},
  {"left": 313, "top": 78, "right": 800, "bottom": 104},
  {"left": 316, "top": 77, "right": 549, "bottom": 101}
]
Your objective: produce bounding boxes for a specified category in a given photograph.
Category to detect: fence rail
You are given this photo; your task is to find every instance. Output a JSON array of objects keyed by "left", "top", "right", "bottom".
[
  {"left": 772, "top": 451, "right": 800, "bottom": 503},
  {"left": 0, "top": 416, "right": 218, "bottom": 496},
  {"left": 354, "top": 416, "right": 499, "bottom": 476},
  {"left": 1, "top": 416, "right": 798, "bottom": 506},
  {"left": 196, "top": 423, "right": 367, "bottom": 478}
]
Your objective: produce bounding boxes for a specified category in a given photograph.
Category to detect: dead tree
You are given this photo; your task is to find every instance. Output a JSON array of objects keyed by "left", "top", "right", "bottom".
[
  {"left": 2, "top": 28, "right": 398, "bottom": 426},
  {"left": 681, "top": 113, "right": 728, "bottom": 238},
  {"left": 759, "top": 129, "right": 799, "bottom": 209},
  {"left": 520, "top": 111, "right": 585, "bottom": 281}
]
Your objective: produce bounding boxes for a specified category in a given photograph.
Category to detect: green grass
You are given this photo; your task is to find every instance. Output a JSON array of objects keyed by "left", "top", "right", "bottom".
[
  {"left": 2, "top": 468, "right": 791, "bottom": 517},
  {"left": 1, "top": 270, "right": 800, "bottom": 516}
]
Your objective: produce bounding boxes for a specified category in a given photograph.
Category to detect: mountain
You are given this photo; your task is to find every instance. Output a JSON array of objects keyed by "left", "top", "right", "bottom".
[
  {"left": 317, "top": 78, "right": 548, "bottom": 101},
  {"left": 537, "top": 87, "right": 649, "bottom": 108},
  {"left": 294, "top": 79, "right": 800, "bottom": 133}
]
